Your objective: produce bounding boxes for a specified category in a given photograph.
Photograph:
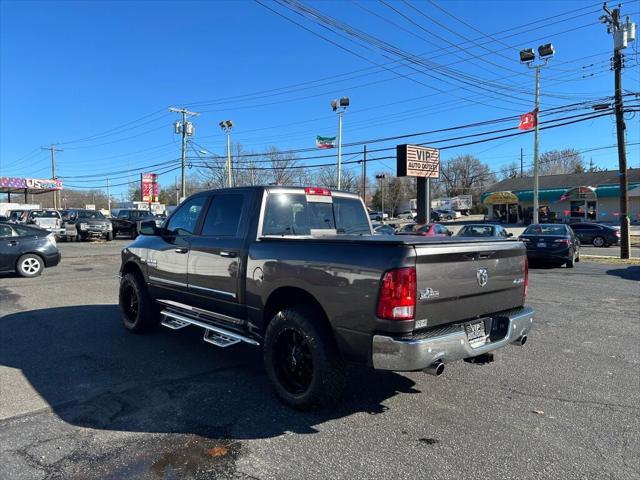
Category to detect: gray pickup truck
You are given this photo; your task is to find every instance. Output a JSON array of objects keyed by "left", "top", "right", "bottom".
[{"left": 119, "top": 186, "right": 533, "bottom": 408}]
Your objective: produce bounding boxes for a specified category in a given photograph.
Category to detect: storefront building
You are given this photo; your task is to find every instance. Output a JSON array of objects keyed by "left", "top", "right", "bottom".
[{"left": 481, "top": 169, "right": 640, "bottom": 225}]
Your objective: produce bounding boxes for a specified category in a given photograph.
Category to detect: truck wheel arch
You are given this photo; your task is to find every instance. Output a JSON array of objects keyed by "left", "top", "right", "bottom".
[
  {"left": 263, "top": 287, "right": 330, "bottom": 334},
  {"left": 121, "top": 261, "right": 144, "bottom": 280}
]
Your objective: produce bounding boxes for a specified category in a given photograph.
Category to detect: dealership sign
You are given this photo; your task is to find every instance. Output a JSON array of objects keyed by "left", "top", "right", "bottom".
[
  {"left": 141, "top": 173, "right": 159, "bottom": 202},
  {"left": 0, "top": 177, "right": 63, "bottom": 190},
  {"left": 396, "top": 144, "right": 440, "bottom": 178}
]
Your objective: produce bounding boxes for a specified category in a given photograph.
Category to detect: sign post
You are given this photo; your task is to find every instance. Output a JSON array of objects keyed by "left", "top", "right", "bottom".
[{"left": 396, "top": 144, "right": 440, "bottom": 224}]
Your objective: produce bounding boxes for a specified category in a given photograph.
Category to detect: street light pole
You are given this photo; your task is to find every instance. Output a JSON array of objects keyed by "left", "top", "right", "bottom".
[
  {"left": 331, "top": 97, "right": 350, "bottom": 190},
  {"left": 219, "top": 120, "right": 234, "bottom": 188},
  {"left": 519, "top": 44, "right": 554, "bottom": 224},
  {"left": 533, "top": 64, "right": 540, "bottom": 225},
  {"left": 337, "top": 110, "right": 343, "bottom": 190}
]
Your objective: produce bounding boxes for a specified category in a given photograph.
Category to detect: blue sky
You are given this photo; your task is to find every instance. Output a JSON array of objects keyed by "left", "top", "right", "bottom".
[{"left": 1, "top": 0, "right": 638, "bottom": 199}]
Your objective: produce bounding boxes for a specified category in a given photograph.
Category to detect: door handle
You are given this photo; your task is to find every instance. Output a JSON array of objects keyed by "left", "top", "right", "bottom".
[
  {"left": 174, "top": 247, "right": 189, "bottom": 254},
  {"left": 8, "top": 240, "right": 18, "bottom": 246},
  {"left": 219, "top": 251, "right": 237, "bottom": 258}
]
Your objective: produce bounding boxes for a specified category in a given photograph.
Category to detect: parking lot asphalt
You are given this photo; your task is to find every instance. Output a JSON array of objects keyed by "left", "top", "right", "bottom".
[{"left": 1, "top": 240, "right": 639, "bottom": 480}]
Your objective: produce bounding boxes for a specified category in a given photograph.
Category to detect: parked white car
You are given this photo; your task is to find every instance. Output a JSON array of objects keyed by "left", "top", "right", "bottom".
[
  {"left": 435, "top": 209, "right": 462, "bottom": 220},
  {"left": 397, "top": 210, "right": 417, "bottom": 220},
  {"left": 368, "top": 211, "right": 388, "bottom": 221}
]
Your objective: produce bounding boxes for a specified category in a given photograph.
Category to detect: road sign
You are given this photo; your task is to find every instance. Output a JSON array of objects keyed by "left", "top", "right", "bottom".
[{"left": 396, "top": 144, "right": 440, "bottom": 178}]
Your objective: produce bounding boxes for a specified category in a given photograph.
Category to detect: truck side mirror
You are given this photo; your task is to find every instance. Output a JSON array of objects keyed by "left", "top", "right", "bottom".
[{"left": 139, "top": 220, "right": 159, "bottom": 236}]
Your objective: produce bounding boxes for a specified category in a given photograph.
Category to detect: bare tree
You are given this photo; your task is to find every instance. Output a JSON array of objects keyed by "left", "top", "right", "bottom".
[
  {"left": 500, "top": 161, "right": 520, "bottom": 180},
  {"left": 440, "top": 154, "right": 495, "bottom": 201},
  {"left": 264, "top": 147, "right": 300, "bottom": 186},
  {"left": 313, "top": 166, "right": 360, "bottom": 193},
  {"left": 534, "top": 149, "right": 585, "bottom": 176}
]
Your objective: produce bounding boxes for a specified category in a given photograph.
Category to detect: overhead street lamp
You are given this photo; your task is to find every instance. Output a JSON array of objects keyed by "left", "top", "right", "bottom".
[
  {"left": 375, "top": 173, "right": 386, "bottom": 221},
  {"left": 519, "top": 43, "right": 555, "bottom": 224},
  {"left": 219, "top": 120, "right": 234, "bottom": 188},
  {"left": 331, "top": 97, "right": 349, "bottom": 190}
]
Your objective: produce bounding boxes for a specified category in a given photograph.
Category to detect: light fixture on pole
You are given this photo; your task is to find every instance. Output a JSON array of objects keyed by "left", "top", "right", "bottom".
[
  {"left": 519, "top": 43, "right": 555, "bottom": 224},
  {"left": 331, "top": 97, "right": 349, "bottom": 189},
  {"left": 219, "top": 120, "right": 234, "bottom": 188}
]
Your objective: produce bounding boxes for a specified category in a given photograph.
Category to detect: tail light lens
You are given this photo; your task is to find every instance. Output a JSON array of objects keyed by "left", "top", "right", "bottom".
[
  {"left": 524, "top": 257, "right": 529, "bottom": 298},
  {"left": 615, "top": 230, "right": 621, "bottom": 237},
  {"left": 376, "top": 267, "right": 416, "bottom": 321},
  {"left": 553, "top": 238, "right": 571, "bottom": 245}
]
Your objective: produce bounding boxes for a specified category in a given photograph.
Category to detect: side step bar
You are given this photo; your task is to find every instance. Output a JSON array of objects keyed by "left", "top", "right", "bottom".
[{"left": 160, "top": 309, "right": 260, "bottom": 347}]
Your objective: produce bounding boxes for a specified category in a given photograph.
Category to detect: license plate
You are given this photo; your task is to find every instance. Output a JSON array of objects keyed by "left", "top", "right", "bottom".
[
  {"left": 537, "top": 242, "right": 547, "bottom": 248},
  {"left": 465, "top": 319, "right": 487, "bottom": 348}
]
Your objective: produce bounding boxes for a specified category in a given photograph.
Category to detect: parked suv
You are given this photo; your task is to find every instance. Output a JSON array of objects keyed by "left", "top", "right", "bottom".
[
  {"left": 118, "top": 186, "right": 533, "bottom": 409},
  {"left": 66, "top": 209, "right": 113, "bottom": 241}
]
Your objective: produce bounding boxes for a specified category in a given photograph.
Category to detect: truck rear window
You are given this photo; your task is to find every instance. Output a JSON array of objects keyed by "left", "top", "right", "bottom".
[{"left": 262, "top": 193, "right": 370, "bottom": 236}]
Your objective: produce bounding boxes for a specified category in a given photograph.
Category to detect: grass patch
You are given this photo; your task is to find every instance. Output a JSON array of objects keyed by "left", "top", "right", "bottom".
[{"left": 581, "top": 256, "right": 640, "bottom": 265}]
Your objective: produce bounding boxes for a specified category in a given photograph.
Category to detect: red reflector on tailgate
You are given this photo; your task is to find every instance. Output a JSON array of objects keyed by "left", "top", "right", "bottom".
[{"left": 376, "top": 267, "right": 416, "bottom": 321}]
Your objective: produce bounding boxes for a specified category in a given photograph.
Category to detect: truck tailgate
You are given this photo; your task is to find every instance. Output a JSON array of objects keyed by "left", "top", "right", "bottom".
[{"left": 413, "top": 241, "right": 526, "bottom": 328}]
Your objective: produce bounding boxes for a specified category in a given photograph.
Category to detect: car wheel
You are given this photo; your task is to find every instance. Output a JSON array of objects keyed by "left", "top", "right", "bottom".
[
  {"left": 16, "top": 254, "right": 44, "bottom": 277},
  {"left": 131, "top": 229, "right": 138, "bottom": 239},
  {"left": 592, "top": 236, "right": 605, "bottom": 247},
  {"left": 106, "top": 232, "right": 114, "bottom": 241},
  {"left": 566, "top": 251, "right": 575, "bottom": 268},
  {"left": 263, "top": 306, "right": 346, "bottom": 409},
  {"left": 119, "top": 272, "right": 160, "bottom": 333}
]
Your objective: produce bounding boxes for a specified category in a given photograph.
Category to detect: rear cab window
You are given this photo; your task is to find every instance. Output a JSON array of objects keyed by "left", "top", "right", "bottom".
[{"left": 262, "top": 190, "right": 371, "bottom": 236}]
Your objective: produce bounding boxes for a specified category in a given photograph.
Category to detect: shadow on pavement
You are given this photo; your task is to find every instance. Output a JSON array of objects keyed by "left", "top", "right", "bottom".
[
  {"left": 0, "top": 305, "right": 418, "bottom": 440},
  {"left": 606, "top": 265, "right": 640, "bottom": 281}
]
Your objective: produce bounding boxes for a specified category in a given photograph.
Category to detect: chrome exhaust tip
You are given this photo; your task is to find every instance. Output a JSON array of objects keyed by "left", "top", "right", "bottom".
[
  {"left": 512, "top": 334, "right": 528, "bottom": 347},
  {"left": 424, "top": 362, "right": 445, "bottom": 377}
]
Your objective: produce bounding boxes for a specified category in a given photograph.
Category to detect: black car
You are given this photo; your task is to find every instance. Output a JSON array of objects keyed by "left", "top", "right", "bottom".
[
  {"left": 456, "top": 224, "right": 513, "bottom": 238},
  {"left": 66, "top": 209, "right": 114, "bottom": 241},
  {"left": 519, "top": 224, "right": 580, "bottom": 268},
  {"left": 569, "top": 222, "right": 620, "bottom": 247},
  {"left": 0, "top": 222, "right": 61, "bottom": 277}
]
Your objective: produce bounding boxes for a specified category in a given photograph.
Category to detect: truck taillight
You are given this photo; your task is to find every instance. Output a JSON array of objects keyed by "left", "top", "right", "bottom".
[
  {"left": 524, "top": 257, "right": 529, "bottom": 298},
  {"left": 304, "top": 187, "right": 331, "bottom": 196},
  {"left": 376, "top": 267, "right": 416, "bottom": 321}
]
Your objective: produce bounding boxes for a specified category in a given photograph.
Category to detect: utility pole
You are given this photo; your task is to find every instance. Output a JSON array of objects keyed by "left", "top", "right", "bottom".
[
  {"left": 362, "top": 144, "right": 367, "bottom": 202},
  {"left": 106, "top": 178, "right": 111, "bottom": 213},
  {"left": 520, "top": 147, "right": 524, "bottom": 177},
  {"left": 600, "top": 3, "right": 636, "bottom": 259},
  {"left": 175, "top": 176, "right": 179, "bottom": 205},
  {"left": 169, "top": 107, "right": 199, "bottom": 202},
  {"left": 41, "top": 144, "right": 63, "bottom": 208}
]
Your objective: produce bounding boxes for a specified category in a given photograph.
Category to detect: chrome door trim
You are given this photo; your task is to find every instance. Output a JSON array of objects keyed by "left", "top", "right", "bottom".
[
  {"left": 189, "top": 283, "right": 237, "bottom": 298},
  {"left": 148, "top": 276, "right": 188, "bottom": 287}
]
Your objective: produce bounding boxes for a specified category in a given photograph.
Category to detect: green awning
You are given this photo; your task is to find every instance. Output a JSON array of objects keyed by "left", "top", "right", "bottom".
[
  {"left": 514, "top": 188, "right": 566, "bottom": 202},
  {"left": 595, "top": 184, "right": 640, "bottom": 198}
]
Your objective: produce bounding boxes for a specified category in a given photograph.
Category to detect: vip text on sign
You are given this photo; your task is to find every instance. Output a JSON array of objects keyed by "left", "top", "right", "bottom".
[{"left": 396, "top": 144, "right": 440, "bottom": 178}]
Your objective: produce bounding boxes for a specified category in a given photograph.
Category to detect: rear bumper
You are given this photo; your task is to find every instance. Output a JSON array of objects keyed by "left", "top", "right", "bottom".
[
  {"left": 526, "top": 248, "right": 571, "bottom": 262},
  {"left": 372, "top": 306, "right": 534, "bottom": 371}
]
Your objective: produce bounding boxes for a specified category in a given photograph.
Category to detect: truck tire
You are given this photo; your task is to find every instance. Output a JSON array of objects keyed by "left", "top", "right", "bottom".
[
  {"left": 119, "top": 272, "right": 160, "bottom": 333},
  {"left": 106, "top": 232, "right": 114, "bottom": 241},
  {"left": 263, "top": 307, "right": 345, "bottom": 409},
  {"left": 131, "top": 229, "right": 138, "bottom": 239},
  {"left": 16, "top": 254, "right": 44, "bottom": 277}
]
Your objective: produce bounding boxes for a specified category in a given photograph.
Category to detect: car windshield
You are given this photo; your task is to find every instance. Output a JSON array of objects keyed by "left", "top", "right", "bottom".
[
  {"left": 263, "top": 193, "right": 371, "bottom": 236},
  {"left": 523, "top": 225, "right": 566, "bottom": 236},
  {"left": 459, "top": 226, "right": 495, "bottom": 236},
  {"left": 77, "top": 210, "right": 105, "bottom": 219},
  {"left": 30, "top": 210, "right": 59, "bottom": 218}
]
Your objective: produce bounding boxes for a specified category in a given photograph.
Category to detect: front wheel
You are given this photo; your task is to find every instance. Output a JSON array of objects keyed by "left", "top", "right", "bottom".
[
  {"left": 263, "top": 307, "right": 345, "bottom": 409},
  {"left": 119, "top": 272, "right": 160, "bottom": 333},
  {"left": 106, "top": 232, "right": 114, "bottom": 241},
  {"left": 16, "top": 254, "right": 44, "bottom": 277}
]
